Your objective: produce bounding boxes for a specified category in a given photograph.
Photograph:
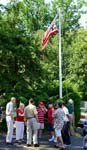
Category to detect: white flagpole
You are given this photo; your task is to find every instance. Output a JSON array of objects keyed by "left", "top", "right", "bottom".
[{"left": 59, "top": 8, "right": 62, "bottom": 98}]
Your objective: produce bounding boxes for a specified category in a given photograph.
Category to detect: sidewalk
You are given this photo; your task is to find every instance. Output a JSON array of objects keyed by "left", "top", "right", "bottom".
[{"left": 0, "top": 133, "right": 83, "bottom": 150}]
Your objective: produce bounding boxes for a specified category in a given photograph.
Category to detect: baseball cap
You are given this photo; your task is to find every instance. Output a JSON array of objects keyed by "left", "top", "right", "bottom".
[{"left": 38, "top": 101, "right": 44, "bottom": 105}]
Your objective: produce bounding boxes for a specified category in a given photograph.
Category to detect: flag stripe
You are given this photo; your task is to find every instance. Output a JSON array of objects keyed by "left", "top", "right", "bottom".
[{"left": 41, "top": 21, "right": 58, "bottom": 49}]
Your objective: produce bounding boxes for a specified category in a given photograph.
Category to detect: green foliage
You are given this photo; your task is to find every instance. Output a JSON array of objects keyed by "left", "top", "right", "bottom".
[
  {"left": 65, "top": 28, "right": 87, "bottom": 99},
  {"left": 0, "top": 119, "right": 7, "bottom": 132}
]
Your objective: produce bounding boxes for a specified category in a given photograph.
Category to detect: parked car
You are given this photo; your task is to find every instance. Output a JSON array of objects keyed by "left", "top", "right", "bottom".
[{"left": 78, "top": 107, "right": 87, "bottom": 128}]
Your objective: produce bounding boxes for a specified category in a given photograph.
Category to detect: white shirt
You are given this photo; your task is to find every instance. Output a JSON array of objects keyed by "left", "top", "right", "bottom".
[
  {"left": 6, "top": 101, "right": 13, "bottom": 116},
  {"left": 63, "top": 106, "right": 69, "bottom": 122}
]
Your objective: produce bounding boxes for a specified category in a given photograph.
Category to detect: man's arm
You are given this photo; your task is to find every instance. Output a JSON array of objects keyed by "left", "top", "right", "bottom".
[{"left": 34, "top": 106, "right": 38, "bottom": 121}]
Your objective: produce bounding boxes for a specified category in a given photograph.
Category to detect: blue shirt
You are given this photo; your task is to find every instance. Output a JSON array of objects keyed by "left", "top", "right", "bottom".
[{"left": 84, "top": 120, "right": 87, "bottom": 132}]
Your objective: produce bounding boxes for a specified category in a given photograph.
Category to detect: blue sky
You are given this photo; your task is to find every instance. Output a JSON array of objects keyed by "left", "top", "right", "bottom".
[
  {"left": 45, "top": 0, "right": 51, "bottom": 3},
  {"left": 0, "top": 0, "right": 87, "bottom": 28}
]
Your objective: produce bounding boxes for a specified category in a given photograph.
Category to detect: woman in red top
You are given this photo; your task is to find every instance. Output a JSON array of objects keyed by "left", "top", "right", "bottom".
[{"left": 16, "top": 102, "right": 24, "bottom": 143}]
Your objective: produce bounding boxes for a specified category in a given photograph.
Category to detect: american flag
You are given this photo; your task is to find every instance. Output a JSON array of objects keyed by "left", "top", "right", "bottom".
[{"left": 41, "top": 21, "right": 58, "bottom": 49}]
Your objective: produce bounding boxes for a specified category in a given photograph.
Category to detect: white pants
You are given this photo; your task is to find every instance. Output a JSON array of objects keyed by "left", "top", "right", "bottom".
[
  {"left": 27, "top": 118, "right": 38, "bottom": 145},
  {"left": 6, "top": 116, "right": 13, "bottom": 143},
  {"left": 16, "top": 121, "right": 24, "bottom": 140}
]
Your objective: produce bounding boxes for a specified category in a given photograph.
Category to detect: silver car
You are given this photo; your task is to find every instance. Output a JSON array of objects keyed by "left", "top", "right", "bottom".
[{"left": 78, "top": 107, "right": 87, "bottom": 127}]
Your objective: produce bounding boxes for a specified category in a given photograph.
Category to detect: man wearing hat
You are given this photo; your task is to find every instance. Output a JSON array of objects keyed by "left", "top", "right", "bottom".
[{"left": 37, "top": 101, "right": 47, "bottom": 138}]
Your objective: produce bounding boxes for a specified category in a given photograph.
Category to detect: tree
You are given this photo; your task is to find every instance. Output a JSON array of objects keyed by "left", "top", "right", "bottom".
[
  {"left": 65, "top": 28, "right": 87, "bottom": 99},
  {"left": 0, "top": 0, "right": 50, "bottom": 104}
]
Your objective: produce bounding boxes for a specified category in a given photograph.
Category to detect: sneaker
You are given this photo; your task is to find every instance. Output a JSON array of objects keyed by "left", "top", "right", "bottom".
[
  {"left": 15, "top": 140, "right": 21, "bottom": 144},
  {"left": 34, "top": 144, "right": 39, "bottom": 147},
  {"left": 27, "top": 144, "right": 32, "bottom": 147},
  {"left": 59, "top": 147, "right": 65, "bottom": 150},
  {"left": 53, "top": 138, "right": 56, "bottom": 143},
  {"left": 6, "top": 142, "right": 14, "bottom": 145},
  {"left": 54, "top": 144, "right": 59, "bottom": 148},
  {"left": 20, "top": 139, "right": 25, "bottom": 142},
  {"left": 49, "top": 136, "right": 55, "bottom": 142}
]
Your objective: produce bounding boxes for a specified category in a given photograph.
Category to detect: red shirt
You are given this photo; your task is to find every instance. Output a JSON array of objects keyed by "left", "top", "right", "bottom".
[
  {"left": 37, "top": 106, "right": 46, "bottom": 123},
  {"left": 48, "top": 107, "right": 54, "bottom": 123},
  {"left": 16, "top": 107, "right": 24, "bottom": 122}
]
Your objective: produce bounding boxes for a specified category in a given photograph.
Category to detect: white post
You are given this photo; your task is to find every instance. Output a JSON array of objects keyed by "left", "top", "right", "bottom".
[{"left": 59, "top": 8, "right": 62, "bottom": 98}]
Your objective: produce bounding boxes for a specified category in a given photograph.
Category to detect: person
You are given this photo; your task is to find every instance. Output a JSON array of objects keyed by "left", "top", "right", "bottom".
[
  {"left": 6, "top": 97, "right": 16, "bottom": 144},
  {"left": 67, "top": 99, "right": 75, "bottom": 135},
  {"left": 62, "top": 101, "right": 71, "bottom": 146},
  {"left": 83, "top": 114, "right": 87, "bottom": 136},
  {"left": 83, "top": 134, "right": 87, "bottom": 149},
  {"left": 83, "top": 115, "right": 87, "bottom": 149},
  {"left": 16, "top": 102, "right": 25, "bottom": 143},
  {"left": 53, "top": 102, "right": 65, "bottom": 149},
  {"left": 24, "top": 98, "right": 39, "bottom": 147},
  {"left": 47, "top": 102, "right": 55, "bottom": 141},
  {"left": 37, "top": 101, "right": 47, "bottom": 138}
]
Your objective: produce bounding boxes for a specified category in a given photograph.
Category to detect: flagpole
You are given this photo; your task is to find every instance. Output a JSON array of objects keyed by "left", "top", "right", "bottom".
[{"left": 59, "top": 8, "right": 62, "bottom": 98}]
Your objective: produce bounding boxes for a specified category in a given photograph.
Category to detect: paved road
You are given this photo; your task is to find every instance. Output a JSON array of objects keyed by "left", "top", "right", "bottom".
[{"left": 0, "top": 133, "right": 83, "bottom": 150}]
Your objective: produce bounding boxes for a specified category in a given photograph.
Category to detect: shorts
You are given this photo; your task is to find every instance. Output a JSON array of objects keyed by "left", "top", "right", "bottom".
[
  {"left": 55, "top": 128, "right": 61, "bottom": 137},
  {"left": 38, "top": 123, "right": 44, "bottom": 129},
  {"left": 48, "top": 123, "right": 54, "bottom": 131}
]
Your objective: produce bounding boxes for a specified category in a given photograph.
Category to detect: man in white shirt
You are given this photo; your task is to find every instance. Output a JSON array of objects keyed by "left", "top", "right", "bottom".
[
  {"left": 62, "top": 102, "right": 71, "bottom": 146},
  {"left": 6, "top": 97, "right": 16, "bottom": 144}
]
